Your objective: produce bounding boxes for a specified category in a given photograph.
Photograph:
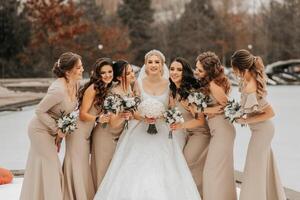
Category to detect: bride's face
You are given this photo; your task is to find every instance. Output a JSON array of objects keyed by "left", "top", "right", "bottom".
[
  {"left": 169, "top": 61, "right": 183, "bottom": 86},
  {"left": 145, "top": 55, "right": 162, "bottom": 76}
]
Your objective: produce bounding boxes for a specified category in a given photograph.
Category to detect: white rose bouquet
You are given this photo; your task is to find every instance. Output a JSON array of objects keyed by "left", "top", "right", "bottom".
[
  {"left": 54, "top": 110, "right": 78, "bottom": 152},
  {"left": 163, "top": 107, "right": 184, "bottom": 139},
  {"left": 102, "top": 93, "right": 123, "bottom": 128},
  {"left": 121, "top": 96, "right": 141, "bottom": 129},
  {"left": 224, "top": 99, "right": 245, "bottom": 126},
  {"left": 187, "top": 91, "right": 211, "bottom": 112},
  {"left": 56, "top": 110, "right": 78, "bottom": 134},
  {"left": 138, "top": 98, "right": 165, "bottom": 134}
]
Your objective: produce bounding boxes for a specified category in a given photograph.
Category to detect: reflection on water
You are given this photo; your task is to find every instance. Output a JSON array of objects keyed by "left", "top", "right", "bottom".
[{"left": 0, "top": 86, "right": 300, "bottom": 191}]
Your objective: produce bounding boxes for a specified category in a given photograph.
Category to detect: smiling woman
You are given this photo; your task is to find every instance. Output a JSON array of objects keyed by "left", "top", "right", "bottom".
[
  {"left": 19, "top": 52, "right": 83, "bottom": 200},
  {"left": 63, "top": 58, "right": 114, "bottom": 200}
]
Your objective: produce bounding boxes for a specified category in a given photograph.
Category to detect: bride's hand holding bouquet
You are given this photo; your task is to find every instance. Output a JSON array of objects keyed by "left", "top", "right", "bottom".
[{"left": 138, "top": 98, "right": 165, "bottom": 134}]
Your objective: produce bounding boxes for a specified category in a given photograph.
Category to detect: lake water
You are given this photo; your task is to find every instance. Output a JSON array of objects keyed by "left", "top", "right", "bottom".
[{"left": 0, "top": 86, "right": 300, "bottom": 191}]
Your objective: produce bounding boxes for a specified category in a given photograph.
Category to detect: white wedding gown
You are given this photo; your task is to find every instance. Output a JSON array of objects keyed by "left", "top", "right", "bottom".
[{"left": 93, "top": 79, "right": 201, "bottom": 200}]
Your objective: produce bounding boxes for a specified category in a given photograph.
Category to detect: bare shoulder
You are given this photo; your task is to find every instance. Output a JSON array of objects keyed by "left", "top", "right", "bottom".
[
  {"left": 209, "top": 80, "right": 222, "bottom": 91},
  {"left": 162, "top": 78, "right": 169, "bottom": 85},
  {"left": 161, "top": 78, "right": 169, "bottom": 88},
  {"left": 85, "top": 84, "right": 96, "bottom": 96}
]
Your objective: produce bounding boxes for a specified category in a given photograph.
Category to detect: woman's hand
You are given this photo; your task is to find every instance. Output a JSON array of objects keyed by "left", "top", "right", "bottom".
[
  {"left": 203, "top": 105, "right": 224, "bottom": 114},
  {"left": 170, "top": 123, "right": 184, "bottom": 131},
  {"left": 99, "top": 113, "right": 111, "bottom": 124},
  {"left": 144, "top": 117, "right": 156, "bottom": 124},
  {"left": 235, "top": 117, "right": 247, "bottom": 124},
  {"left": 55, "top": 129, "right": 65, "bottom": 152},
  {"left": 120, "top": 111, "right": 133, "bottom": 121},
  {"left": 57, "top": 129, "right": 65, "bottom": 138}
]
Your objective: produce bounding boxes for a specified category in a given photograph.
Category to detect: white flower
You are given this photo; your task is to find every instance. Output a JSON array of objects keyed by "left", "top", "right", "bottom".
[
  {"left": 138, "top": 98, "right": 165, "bottom": 118},
  {"left": 224, "top": 99, "right": 243, "bottom": 123},
  {"left": 55, "top": 110, "right": 78, "bottom": 134},
  {"left": 188, "top": 92, "right": 210, "bottom": 112},
  {"left": 164, "top": 107, "right": 184, "bottom": 125}
]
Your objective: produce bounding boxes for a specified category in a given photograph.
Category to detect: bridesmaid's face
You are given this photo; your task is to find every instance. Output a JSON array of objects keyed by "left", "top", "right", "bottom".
[
  {"left": 118, "top": 64, "right": 135, "bottom": 84},
  {"left": 169, "top": 61, "right": 183, "bottom": 86},
  {"left": 145, "top": 55, "right": 162, "bottom": 76},
  {"left": 68, "top": 59, "right": 84, "bottom": 81},
  {"left": 100, "top": 65, "right": 113, "bottom": 84},
  {"left": 194, "top": 61, "right": 206, "bottom": 79},
  {"left": 126, "top": 64, "right": 136, "bottom": 84}
]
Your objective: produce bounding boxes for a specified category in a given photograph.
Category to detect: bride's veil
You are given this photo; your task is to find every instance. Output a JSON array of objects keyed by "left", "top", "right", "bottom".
[{"left": 137, "top": 50, "right": 169, "bottom": 83}]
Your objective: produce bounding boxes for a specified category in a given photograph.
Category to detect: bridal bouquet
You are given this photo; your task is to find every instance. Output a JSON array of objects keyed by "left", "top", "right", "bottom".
[
  {"left": 188, "top": 91, "right": 211, "bottom": 112},
  {"left": 121, "top": 96, "right": 141, "bottom": 129},
  {"left": 102, "top": 94, "right": 123, "bottom": 128},
  {"left": 138, "top": 98, "right": 165, "bottom": 134},
  {"left": 224, "top": 99, "right": 245, "bottom": 125},
  {"left": 163, "top": 107, "right": 184, "bottom": 139}
]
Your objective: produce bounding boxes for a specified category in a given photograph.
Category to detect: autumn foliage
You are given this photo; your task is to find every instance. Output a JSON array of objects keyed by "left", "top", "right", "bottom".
[{"left": 25, "top": 0, "right": 88, "bottom": 48}]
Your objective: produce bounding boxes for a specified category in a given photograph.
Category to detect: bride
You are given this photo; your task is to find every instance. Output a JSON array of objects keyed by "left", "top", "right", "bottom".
[{"left": 93, "top": 50, "right": 201, "bottom": 200}]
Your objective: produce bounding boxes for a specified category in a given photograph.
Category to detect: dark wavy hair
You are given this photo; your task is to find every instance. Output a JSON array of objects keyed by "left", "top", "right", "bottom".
[
  {"left": 169, "top": 57, "right": 200, "bottom": 100},
  {"left": 52, "top": 52, "right": 81, "bottom": 80},
  {"left": 78, "top": 58, "right": 113, "bottom": 109},
  {"left": 196, "top": 51, "right": 231, "bottom": 95},
  {"left": 112, "top": 60, "right": 130, "bottom": 91},
  {"left": 231, "top": 49, "right": 267, "bottom": 97}
]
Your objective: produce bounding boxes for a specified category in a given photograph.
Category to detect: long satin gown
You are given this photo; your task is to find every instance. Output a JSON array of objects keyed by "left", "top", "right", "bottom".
[
  {"left": 63, "top": 105, "right": 98, "bottom": 200},
  {"left": 202, "top": 95, "right": 237, "bottom": 200},
  {"left": 90, "top": 87, "right": 126, "bottom": 191},
  {"left": 20, "top": 79, "right": 78, "bottom": 200},
  {"left": 174, "top": 99, "right": 210, "bottom": 198},
  {"left": 239, "top": 84, "right": 286, "bottom": 200}
]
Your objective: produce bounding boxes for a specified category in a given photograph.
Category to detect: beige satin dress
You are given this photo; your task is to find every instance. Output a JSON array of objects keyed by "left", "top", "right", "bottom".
[
  {"left": 90, "top": 87, "right": 126, "bottom": 191},
  {"left": 20, "top": 79, "right": 77, "bottom": 200},
  {"left": 239, "top": 88, "right": 286, "bottom": 200},
  {"left": 63, "top": 105, "right": 99, "bottom": 200},
  {"left": 176, "top": 100, "right": 210, "bottom": 198},
  {"left": 202, "top": 95, "right": 237, "bottom": 200}
]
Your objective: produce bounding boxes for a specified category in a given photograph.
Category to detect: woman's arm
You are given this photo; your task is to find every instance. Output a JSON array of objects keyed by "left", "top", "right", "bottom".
[
  {"left": 35, "top": 85, "right": 64, "bottom": 133},
  {"left": 202, "top": 81, "right": 227, "bottom": 115},
  {"left": 236, "top": 77, "right": 274, "bottom": 124},
  {"left": 109, "top": 111, "right": 132, "bottom": 128},
  {"left": 237, "top": 105, "right": 275, "bottom": 124},
  {"left": 79, "top": 84, "right": 98, "bottom": 122},
  {"left": 170, "top": 110, "right": 205, "bottom": 130}
]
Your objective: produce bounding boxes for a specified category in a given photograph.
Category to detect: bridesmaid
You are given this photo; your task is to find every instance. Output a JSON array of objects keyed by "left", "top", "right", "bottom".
[
  {"left": 91, "top": 59, "right": 135, "bottom": 190},
  {"left": 231, "top": 49, "right": 286, "bottom": 200},
  {"left": 168, "top": 57, "right": 210, "bottom": 197},
  {"left": 20, "top": 52, "right": 83, "bottom": 200},
  {"left": 63, "top": 58, "right": 114, "bottom": 200},
  {"left": 194, "top": 51, "right": 237, "bottom": 200}
]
